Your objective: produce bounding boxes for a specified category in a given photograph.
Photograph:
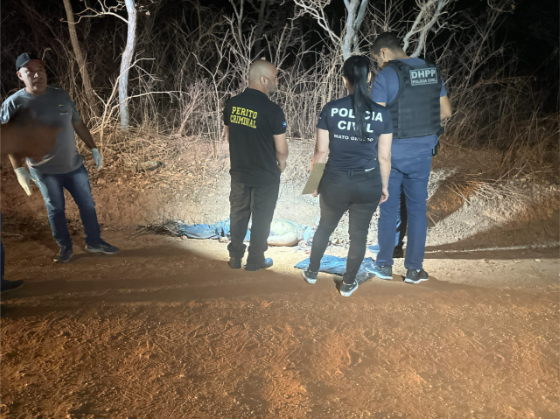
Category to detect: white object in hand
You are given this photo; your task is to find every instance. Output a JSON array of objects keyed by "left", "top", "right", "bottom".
[
  {"left": 92, "top": 148, "right": 103, "bottom": 170},
  {"left": 15, "top": 167, "right": 33, "bottom": 196}
]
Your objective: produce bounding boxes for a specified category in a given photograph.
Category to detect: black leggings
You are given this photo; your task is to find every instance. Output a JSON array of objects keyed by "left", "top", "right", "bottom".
[{"left": 309, "top": 167, "right": 382, "bottom": 283}]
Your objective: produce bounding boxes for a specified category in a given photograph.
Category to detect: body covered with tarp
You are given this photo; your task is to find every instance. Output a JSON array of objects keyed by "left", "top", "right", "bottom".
[{"left": 164, "top": 219, "right": 315, "bottom": 246}]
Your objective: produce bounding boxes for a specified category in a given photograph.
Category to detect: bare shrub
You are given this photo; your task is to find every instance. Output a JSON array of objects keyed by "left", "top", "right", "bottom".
[{"left": 1, "top": 0, "right": 556, "bottom": 184}]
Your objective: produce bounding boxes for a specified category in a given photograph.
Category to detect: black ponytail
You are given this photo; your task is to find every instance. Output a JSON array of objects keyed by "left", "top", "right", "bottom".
[{"left": 342, "top": 55, "right": 377, "bottom": 141}]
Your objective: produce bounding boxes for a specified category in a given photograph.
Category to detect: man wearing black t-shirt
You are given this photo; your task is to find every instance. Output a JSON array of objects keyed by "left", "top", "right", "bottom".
[{"left": 223, "top": 60, "right": 289, "bottom": 271}]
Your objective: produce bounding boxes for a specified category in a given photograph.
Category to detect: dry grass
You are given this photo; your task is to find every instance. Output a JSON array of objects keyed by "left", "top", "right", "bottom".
[{"left": 1, "top": 0, "right": 557, "bottom": 186}]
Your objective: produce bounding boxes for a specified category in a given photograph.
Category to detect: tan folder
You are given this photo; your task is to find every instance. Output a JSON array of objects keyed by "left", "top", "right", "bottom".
[{"left": 302, "top": 163, "right": 326, "bottom": 194}]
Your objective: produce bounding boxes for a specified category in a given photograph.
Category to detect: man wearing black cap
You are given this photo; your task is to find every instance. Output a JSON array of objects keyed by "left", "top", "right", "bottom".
[
  {"left": 1, "top": 53, "right": 119, "bottom": 263},
  {"left": 223, "top": 59, "right": 289, "bottom": 271}
]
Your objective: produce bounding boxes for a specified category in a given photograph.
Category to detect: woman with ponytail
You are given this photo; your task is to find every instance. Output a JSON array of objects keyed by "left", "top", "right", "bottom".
[{"left": 302, "top": 55, "right": 393, "bottom": 297}]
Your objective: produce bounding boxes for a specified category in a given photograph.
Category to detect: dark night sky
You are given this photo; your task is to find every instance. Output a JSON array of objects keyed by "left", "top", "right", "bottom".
[{"left": 2, "top": 0, "right": 558, "bottom": 86}]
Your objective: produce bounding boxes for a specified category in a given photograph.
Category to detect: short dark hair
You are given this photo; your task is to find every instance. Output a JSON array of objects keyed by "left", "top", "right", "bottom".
[{"left": 371, "top": 32, "right": 402, "bottom": 55}]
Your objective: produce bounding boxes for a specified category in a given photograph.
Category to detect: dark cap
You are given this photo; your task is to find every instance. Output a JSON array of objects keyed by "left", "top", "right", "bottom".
[{"left": 16, "top": 53, "right": 45, "bottom": 71}]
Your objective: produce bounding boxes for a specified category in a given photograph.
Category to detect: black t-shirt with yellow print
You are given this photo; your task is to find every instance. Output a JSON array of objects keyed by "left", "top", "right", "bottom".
[{"left": 224, "top": 88, "right": 286, "bottom": 187}]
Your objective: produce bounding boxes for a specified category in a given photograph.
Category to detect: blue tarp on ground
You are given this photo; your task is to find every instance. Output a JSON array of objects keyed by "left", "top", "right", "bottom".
[
  {"left": 165, "top": 219, "right": 251, "bottom": 241},
  {"left": 165, "top": 219, "right": 315, "bottom": 245},
  {"left": 294, "top": 255, "right": 376, "bottom": 283}
]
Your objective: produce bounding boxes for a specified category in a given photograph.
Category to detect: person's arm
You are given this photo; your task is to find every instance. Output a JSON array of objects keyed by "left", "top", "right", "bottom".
[
  {"left": 312, "top": 128, "right": 329, "bottom": 168},
  {"left": 3, "top": 107, "right": 61, "bottom": 197},
  {"left": 72, "top": 120, "right": 97, "bottom": 150},
  {"left": 377, "top": 133, "right": 392, "bottom": 204},
  {"left": 310, "top": 128, "right": 329, "bottom": 197},
  {"left": 223, "top": 102, "right": 230, "bottom": 143},
  {"left": 273, "top": 133, "right": 288, "bottom": 173},
  {"left": 8, "top": 151, "right": 33, "bottom": 195},
  {"left": 371, "top": 72, "right": 388, "bottom": 107},
  {"left": 5, "top": 122, "right": 59, "bottom": 196},
  {"left": 2, "top": 103, "right": 26, "bottom": 168},
  {"left": 2, "top": 104, "right": 59, "bottom": 195},
  {"left": 3, "top": 107, "right": 29, "bottom": 195},
  {"left": 440, "top": 95, "right": 452, "bottom": 121},
  {"left": 72, "top": 119, "right": 103, "bottom": 170},
  {"left": 272, "top": 107, "right": 288, "bottom": 173},
  {"left": 8, "top": 153, "right": 25, "bottom": 169}
]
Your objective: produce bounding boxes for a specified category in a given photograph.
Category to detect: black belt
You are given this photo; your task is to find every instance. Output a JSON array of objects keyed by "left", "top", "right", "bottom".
[{"left": 326, "top": 166, "right": 378, "bottom": 177}]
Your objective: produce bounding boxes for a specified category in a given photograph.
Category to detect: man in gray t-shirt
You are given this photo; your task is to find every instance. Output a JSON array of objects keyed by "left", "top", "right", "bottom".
[
  {"left": 2, "top": 52, "right": 119, "bottom": 263},
  {"left": 3, "top": 86, "right": 83, "bottom": 175}
]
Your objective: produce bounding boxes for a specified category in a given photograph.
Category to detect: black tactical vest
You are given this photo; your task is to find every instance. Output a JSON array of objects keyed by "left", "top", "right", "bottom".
[{"left": 385, "top": 59, "right": 442, "bottom": 139}]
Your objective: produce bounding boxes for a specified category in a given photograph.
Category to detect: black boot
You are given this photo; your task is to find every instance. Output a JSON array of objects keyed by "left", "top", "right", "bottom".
[
  {"left": 245, "top": 258, "right": 273, "bottom": 271},
  {"left": 229, "top": 257, "right": 242, "bottom": 269}
]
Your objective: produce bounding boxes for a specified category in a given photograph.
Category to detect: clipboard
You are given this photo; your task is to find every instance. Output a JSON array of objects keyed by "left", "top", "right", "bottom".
[{"left": 302, "top": 163, "right": 325, "bottom": 194}]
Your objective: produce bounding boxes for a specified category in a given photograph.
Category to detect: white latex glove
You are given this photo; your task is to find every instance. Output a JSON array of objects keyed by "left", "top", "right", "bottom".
[
  {"left": 91, "top": 148, "right": 103, "bottom": 170},
  {"left": 15, "top": 167, "right": 33, "bottom": 196}
]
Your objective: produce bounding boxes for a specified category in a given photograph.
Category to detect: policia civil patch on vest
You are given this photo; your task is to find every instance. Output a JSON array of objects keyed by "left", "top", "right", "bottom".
[
  {"left": 384, "top": 59, "right": 443, "bottom": 139},
  {"left": 409, "top": 68, "right": 438, "bottom": 86}
]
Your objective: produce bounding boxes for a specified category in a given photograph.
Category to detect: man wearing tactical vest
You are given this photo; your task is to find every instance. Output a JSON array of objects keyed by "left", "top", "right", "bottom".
[{"left": 369, "top": 32, "right": 452, "bottom": 284}]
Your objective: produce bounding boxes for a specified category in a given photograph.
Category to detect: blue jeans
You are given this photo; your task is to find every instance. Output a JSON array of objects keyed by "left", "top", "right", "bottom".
[
  {"left": 370, "top": 188, "right": 407, "bottom": 253},
  {"left": 29, "top": 165, "right": 101, "bottom": 248},
  {"left": 377, "top": 156, "right": 432, "bottom": 270},
  {"left": 396, "top": 188, "right": 407, "bottom": 249}
]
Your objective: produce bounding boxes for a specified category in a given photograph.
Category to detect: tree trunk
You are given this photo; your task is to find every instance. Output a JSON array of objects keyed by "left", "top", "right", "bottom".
[
  {"left": 341, "top": 0, "right": 357, "bottom": 60},
  {"left": 352, "top": 0, "right": 368, "bottom": 54},
  {"left": 62, "top": 0, "right": 97, "bottom": 117},
  {"left": 119, "top": 0, "right": 137, "bottom": 129},
  {"left": 341, "top": 0, "right": 368, "bottom": 60},
  {"left": 253, "top": 0, "right": 268, "bottom": 56},
  {"left": 403, "top": 0, "right": 449, "bottom": 57}
]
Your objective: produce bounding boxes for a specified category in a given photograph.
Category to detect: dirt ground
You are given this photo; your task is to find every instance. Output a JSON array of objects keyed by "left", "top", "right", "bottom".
[
  {"left": 1, "top": 222, "right": 559, "bottom": 418},
  {"left": 1, "top": 140, "right": 559, "bottom": 418}
]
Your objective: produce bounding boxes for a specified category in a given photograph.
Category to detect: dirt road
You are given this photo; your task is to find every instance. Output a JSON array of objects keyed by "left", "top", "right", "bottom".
[{"left": 1, "top": 229, "right": 559, "bottom": 418}]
